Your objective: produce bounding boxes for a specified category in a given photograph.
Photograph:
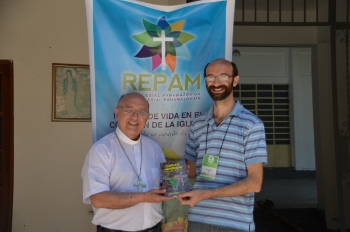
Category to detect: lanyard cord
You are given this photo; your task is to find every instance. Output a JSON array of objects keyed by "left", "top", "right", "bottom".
[
  {"left": 115, "top": 132, "right": 142, "bottom": 179},
  {"left": 205, "top": 116, "right": 234, "bottom": 155}
]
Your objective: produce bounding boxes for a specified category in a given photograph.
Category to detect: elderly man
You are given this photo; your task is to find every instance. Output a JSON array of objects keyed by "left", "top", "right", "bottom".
[
  {"left": 82, "top": 92, "right": 173, "bottom": 232},
  {"left": 178, "top": 59, "right": 267, "bottom": 232}
]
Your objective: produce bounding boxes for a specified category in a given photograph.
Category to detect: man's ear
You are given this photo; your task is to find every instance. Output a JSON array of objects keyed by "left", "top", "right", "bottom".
[
  {"left": 114, "top": 107, "right": 119, "bottom": 118},
  {"left": 233, "top": 75, "right": 240, "bottom": 87}
]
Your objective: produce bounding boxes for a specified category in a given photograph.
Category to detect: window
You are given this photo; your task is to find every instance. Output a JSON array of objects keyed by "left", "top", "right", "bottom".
[{"left": 235, "top": 84, "right": 290, "bottom": 145}]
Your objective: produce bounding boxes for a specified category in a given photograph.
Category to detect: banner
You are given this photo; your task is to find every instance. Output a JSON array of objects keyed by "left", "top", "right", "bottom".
[
  {"left": 85, "top": 0, "right": 235, "bottom": 230},
  {"left": 86, "top": 0, "right": 235, "bottom": 147}
]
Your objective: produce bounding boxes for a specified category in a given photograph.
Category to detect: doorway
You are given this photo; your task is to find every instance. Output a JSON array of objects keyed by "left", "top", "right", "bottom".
[
  {"left": 233, "top": 46, "right": 316, "bottom": 170},
  {"left": 0, "top": 60, "right": 14, "bottom": 232},
  {"left": 232, "top": 46, "right": 317, "bottom": 210}
]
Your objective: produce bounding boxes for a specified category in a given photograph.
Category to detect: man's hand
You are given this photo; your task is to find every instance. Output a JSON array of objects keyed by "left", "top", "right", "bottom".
[
  {"left": 143, "top": 189, "right": 174, "bottom": 203},
  {"left": 177, "top": 190, "right": 207, "bottom": 206},
  {"left": 186, "top": 160, "right": 196, "bottom": 178}
]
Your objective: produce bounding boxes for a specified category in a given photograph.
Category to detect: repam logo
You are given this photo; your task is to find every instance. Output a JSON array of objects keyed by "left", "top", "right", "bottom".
[{"left": 132, "top": 16, "right": 195, "bottom": 73}]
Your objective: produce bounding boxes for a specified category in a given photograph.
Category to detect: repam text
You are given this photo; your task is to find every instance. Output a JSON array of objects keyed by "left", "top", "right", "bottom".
[{"left": 122, "top": 73, "right": 201, "bottom": 91}]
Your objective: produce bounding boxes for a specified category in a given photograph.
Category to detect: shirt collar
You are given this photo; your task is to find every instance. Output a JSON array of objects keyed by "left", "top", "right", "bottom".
[
  {"left": 115, "top": 127, "right": 140, "bottom": 145},
  {"left": 206, "top": 100, "right": 243, "bottom": 123},
  {"left": 231, "top": 100, "right": 243, "bottom": 116}
]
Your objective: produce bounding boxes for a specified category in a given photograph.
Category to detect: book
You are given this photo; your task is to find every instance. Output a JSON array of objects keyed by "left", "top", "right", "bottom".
[{"left": 160, "top": 159, "right": 190, "bottom": 197}]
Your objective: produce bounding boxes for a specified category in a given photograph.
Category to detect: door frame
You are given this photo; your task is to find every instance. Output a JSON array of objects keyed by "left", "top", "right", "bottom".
[
  {"left": 0, "top": 60, "right": 14, "bottom": 232},
  {"left": 331, "top": 26, "right": 350, "bottom": 232}
]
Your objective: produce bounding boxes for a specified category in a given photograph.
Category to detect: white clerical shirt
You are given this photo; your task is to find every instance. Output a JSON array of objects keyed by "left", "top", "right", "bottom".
[{"left": 81, "top": 127, "right": 166, "bottom": 231}]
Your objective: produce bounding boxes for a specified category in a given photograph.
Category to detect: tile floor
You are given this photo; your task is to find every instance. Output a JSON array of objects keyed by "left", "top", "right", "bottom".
[
  {"left": 255, "top": 178, "right": 318, "bottom": 209},
  {"left": 253, "top": 168, "right": 325, "bottom": 232}
]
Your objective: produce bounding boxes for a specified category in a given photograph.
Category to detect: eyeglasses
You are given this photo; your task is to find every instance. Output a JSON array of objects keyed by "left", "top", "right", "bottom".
[
  {"left": 117, "top": 106, "right": 149, "bottom": 118},
  {"left": 205, "top": 74, "right": 233, "bottom": 82}
]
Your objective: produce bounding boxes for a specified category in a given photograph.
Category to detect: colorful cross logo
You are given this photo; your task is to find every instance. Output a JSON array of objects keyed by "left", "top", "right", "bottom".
[{"left": 132, "top": 16, "right": 195, "bottom": 72}]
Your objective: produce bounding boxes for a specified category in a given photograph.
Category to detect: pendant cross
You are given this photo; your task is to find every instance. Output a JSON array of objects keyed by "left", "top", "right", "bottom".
[{"left": 134, "top": 178, "right": 146, "bottom": 192}]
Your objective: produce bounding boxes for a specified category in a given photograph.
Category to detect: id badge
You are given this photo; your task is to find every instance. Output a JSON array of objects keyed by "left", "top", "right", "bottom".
[{"left": 199, "top": 154, "right": 219, "bottom": 180}]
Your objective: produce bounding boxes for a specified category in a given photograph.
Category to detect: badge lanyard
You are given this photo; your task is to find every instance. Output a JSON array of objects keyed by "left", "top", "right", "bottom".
[
  {"left": 200, "top": 116, "right": 234, "bottom": 180},
  {"left": 205, "top": 115, "right": 234, "bottom": 155}
]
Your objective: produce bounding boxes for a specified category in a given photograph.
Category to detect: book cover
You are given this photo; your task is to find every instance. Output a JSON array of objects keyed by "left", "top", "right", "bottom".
[{"left": 161, "top": 159, "right": 190, "bottom": 197}]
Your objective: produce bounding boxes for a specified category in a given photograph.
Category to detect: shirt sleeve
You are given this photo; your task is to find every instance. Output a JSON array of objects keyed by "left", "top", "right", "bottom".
[
  {"left": 81, "top": 146, "right": 111, "bottom": 204},
  {"left": 244, "top": 121, "right": 268, "bottom": 166}
]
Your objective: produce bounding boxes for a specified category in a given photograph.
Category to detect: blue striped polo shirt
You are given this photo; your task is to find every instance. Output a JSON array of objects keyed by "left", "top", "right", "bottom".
[{"left": 184, "top": 100, "right": 267, "bottom": 231}]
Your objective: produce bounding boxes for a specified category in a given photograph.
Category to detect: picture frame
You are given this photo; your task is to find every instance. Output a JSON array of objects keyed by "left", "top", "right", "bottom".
[{"left": 51, "top": 63, "right": 91, "bottom": 122}]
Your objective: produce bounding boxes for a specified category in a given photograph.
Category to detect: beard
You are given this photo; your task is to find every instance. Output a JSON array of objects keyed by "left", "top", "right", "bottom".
[{"left": 206, "top": 84, "right": 234, "bottom": 101}]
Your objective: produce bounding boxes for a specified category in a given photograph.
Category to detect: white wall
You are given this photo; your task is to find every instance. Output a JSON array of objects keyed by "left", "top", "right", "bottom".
[
  {"left": 0, "top": 1, "right": 94, "bottom": 231},
  {"left": 233, "top": 47, "right": 289, "bottom": 84},
  {"left": 290, "top": 47, "right": 316, "bottom": 170},
  {"left": 0, "top": 0, "right": 342, "bottom": 231}
]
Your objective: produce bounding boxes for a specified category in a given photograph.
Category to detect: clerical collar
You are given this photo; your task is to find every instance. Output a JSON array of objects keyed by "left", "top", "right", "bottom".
[{"left": 115, "top": 127, "right": 140, "bottom": 146}]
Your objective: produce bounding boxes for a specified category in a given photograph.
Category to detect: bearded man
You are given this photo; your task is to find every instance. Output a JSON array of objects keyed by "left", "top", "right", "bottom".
[{"left": 178, "top": 59, "right": 268, "bottom": 232}]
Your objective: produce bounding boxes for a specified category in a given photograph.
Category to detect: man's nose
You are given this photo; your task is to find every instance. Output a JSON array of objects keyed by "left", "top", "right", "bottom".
[
  {"left": 130, "top": 112, "right": 139, "bottom": 117},
  {"left": 212, "top": 77, "right": 222, "bottom": 84}
]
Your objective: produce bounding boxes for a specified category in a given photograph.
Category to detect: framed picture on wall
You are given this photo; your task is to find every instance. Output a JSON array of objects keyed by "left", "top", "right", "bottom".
[{"left": 51, "top": 63, "right": 91, "bottom": 122}]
